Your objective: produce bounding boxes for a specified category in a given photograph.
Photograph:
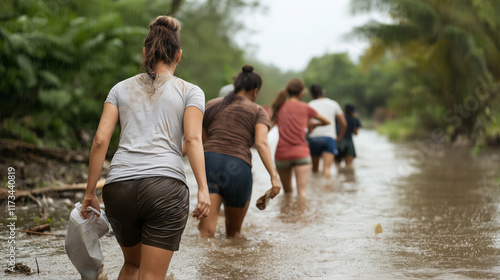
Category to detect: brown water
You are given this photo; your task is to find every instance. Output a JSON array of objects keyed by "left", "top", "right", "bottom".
[{"left": 2, "top": 129, "right": 500, "bottom": 279}]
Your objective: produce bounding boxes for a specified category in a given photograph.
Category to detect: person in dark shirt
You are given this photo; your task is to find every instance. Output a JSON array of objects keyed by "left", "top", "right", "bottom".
[
  {"left": 198, "top": 65, "right": 281, "bottom": 238},
  {"left": 336, "top": 104, "right": 361, "bottom": 167}
]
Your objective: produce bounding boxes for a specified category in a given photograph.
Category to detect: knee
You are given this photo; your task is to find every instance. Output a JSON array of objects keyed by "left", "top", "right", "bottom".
[{"left": 198, "top": 224, "right": 215, "bottom": 238}]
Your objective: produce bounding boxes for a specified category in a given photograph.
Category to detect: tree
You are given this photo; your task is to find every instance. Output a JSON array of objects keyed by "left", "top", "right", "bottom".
[
  {"left": 350, "top": 0, "right": 500, "bottom": 143},
  {"left": 0, "top": 0, "right": 262, "bottom": 148}
]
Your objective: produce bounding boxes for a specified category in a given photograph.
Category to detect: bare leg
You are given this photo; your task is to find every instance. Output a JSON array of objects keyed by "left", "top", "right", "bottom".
[
  {"left": 224, "top": 200, "right": 250, "bottom": 238},
  {"left": 277, "top": 168, "right": 293, "bottom": 194},
  {"left": 322, "top": 152, "right": 334, "bottom": 178},
  {"left": 345, "top": 156, "right": 354, "bottom": 168},
  {"left": 117, "top": 243, "right": 141, "bottom": 280},
  {"left": 311, "top": 156, "right": 320, "bottom": 173},
  {"left": 198, "top": 193, "right": 223, "bottom": 238},
  {"left": 294, "top": 164, "right": 311, "bottom": 197},
  {"left": 138, "top": 244, "right": 174, "bottom": 280}
]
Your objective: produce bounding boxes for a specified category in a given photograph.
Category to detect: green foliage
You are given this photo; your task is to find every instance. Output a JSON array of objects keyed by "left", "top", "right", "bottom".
[
  {"left": 376, "top": 115, "right": 427, "bottom": 141},
  {"left": 0, "top": 0, "right": 261, "bottom": 149},
  {"left": 303, "top": 53, "right": 364, "bottom": 111},
  {"left": 246, "top": 59, "right": 301, "bottom": 106},
  {"left": 302, "top": 52, "right": 405, "bottom": 117},
  {"left": 175, "top": 0, "right": 257, "bottom": 100},
  {"left": 349, "top": 0, "right": 500, "bottom": 144}
]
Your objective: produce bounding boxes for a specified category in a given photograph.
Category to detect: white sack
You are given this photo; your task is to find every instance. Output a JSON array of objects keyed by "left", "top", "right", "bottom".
[{"left": 65, "top": 202, "right": 109, "bottom": 280}]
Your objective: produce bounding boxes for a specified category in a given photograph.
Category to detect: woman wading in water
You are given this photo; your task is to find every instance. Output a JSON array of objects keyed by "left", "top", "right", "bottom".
[
  {"left": 81, "top": 16, "right": 210, "bottom": 280},
  {"left": 198, "top": 65, "right": 281, "bottom": 238},
  {"left": 272, "top": 79, "right": 330, "bottom": 196}
]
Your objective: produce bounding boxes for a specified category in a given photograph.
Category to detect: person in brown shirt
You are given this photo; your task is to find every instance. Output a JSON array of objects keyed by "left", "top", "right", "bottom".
[{"left": 198, "top": 65, "right": 281, "bottom": 238}]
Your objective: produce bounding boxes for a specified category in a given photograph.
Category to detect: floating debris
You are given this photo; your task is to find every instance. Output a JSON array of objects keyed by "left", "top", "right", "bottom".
[{"left": 5, "top": 262, "right": 33, "bottom": 275}]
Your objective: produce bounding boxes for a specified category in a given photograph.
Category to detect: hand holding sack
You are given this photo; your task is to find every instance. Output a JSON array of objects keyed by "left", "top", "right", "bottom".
[{"left": 65, "top": 202, "right": 109, "bottom": 280}]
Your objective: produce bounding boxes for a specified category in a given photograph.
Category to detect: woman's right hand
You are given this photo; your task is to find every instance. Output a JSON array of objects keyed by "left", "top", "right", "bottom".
[
  {"left": 269, "top": 176, "right": 281, "bottom": 198},
  {"left": 81, "top": 194, "right": 101, "bottom": 219},
  {"left": 192, "top": 188, "right": 211, "bottom": 220}
]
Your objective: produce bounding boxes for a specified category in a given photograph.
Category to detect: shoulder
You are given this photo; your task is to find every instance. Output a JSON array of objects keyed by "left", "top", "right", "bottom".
[
  {"left": 206, "top": 97, "right": 223, "bottom": 108},
  {"left": 113, "top": 74, "right": 144, "bottom": 89},
  {"left": 325, "top": 98, "right": 342, "bottom": 114},
  {"left": 240, "top": 97, "right": 260, "bottom": 108},
  {"left": 308, "top": 99, "right": 320, "bottom": 105},
  {"left": 301, "top": 101, "right": 314, "bottom": 109},
  {"left": 324, "top": 98, "right": 340, "bottom": 107},
  {"left": 172, "top": 76, "right": 204, "bottom": 95}
]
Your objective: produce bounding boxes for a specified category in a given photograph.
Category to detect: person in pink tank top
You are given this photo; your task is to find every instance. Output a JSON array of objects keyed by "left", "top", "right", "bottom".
[{"left": 271, "top": 79, "right": 330, "bottom": 196}]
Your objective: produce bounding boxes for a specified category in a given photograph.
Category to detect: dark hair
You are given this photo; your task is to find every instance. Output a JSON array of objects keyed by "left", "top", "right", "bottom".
[
  {"left": 143, "top": 16, "right": 182, "bottom": 79},
  {"left": 310, "top": 83, "right": 324, "bottom": 99},
  {"left": 203, "top": 65, "right": 262, "bottom": 128},
  {"left": 271, "top": 78, "right": 305, "bottom": 120},
  {"left": 345, "top": 104, "right": 356, "bottom": 116}
]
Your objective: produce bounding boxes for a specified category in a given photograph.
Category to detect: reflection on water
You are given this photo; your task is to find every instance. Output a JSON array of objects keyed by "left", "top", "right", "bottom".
[{"left": 1, "top": 129, "right": 499, "bottom": 279}]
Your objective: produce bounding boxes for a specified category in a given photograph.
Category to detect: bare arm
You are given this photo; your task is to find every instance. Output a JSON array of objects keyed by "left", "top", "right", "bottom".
[
  {"left": 184, "top": 106, "right": 211, "bottom": 219},
  {"left": 314, "top": 113, "right": 331, "bottom": 126},
  {"left": 254, "top": 123, "right": 281, "bottom": 198},
  {"left": 336, "top": 113, "right": 347, "bottom": 141},
  {"left": 308, "top": 113, "right": 331, "bottom": 133},
  {"left": 82, "top": 103, "right": 118, "bottom": 218},
  {"left": 354, "top": 127, "right": 359, "bottom": 135}
]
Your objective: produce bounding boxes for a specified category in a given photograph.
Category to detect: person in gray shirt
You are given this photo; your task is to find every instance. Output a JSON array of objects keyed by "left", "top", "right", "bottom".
[{"left": 81, "top": 15, "right": 210, "bottom": 280}]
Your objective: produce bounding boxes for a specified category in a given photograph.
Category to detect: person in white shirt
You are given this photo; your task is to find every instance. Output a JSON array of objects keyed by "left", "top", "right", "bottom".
[{"left": 307, "top": 83, "right": 347, "bottom": 178}]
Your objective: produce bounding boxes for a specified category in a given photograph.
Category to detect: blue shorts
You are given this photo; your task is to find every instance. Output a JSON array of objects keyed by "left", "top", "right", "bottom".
[
  {"left": 205, "top": 152, "right": 252, "bottom": 208},
  {"left": 308, "top": 136, "right": 338, "bottom": 156}
]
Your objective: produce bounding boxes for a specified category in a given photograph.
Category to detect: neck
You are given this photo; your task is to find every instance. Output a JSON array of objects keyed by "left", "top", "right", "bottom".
[
  {"left": 236, "top": 90, "right": 254, "bottom": 101},
  {"left": 154, "top": 62, "right": 176, "bottom": 75},
  {"left": 289, "top": 96, "right": 300, "bottom": 101}
]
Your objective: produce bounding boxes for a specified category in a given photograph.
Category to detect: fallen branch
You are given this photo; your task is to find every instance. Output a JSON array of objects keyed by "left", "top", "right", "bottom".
[
  {"left": 0, "top": 179, "right": 106, "bottom": 200},
  {"left": 26, "top": 193, "right": 48, "bottom": 220},
  {"left": 0, "top": 138, "right": 88, "bottom": 163},
  {"left": 20, "top": 230, "right": 65, "bottom": 238},
  {"left": 29, "top": 224, "right": 51, "bottom": 233}
]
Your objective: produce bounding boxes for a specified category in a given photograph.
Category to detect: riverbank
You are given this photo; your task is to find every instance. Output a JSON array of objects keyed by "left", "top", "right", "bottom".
[{"left": 375, "top": 116, "right": 500, "bottom": 149}]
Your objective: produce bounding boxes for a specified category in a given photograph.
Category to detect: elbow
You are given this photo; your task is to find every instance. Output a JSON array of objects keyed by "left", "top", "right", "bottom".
[
  {"left": 185, "top": 135, "right": 202, "bottom": 145},
  {"left": 92, "top": 134, "right": 107, "bottom": 148},
  {"left": 254, "top": 139, "right": 268, "bottom": 151}
]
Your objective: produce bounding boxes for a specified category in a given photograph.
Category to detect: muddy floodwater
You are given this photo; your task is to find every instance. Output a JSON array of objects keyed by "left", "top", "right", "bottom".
[{"left": 1, "top": 129, "right": 500, "bottom": 279}]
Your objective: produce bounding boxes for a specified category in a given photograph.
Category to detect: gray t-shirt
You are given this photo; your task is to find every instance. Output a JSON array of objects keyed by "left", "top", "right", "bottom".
[{"left": 104, "top": 73, "right": 205, "bottom": 185}]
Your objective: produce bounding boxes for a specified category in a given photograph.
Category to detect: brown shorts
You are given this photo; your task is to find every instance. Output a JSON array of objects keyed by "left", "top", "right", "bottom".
[{"left": 102, "top": 176, "right": 189, "bottom": 251}]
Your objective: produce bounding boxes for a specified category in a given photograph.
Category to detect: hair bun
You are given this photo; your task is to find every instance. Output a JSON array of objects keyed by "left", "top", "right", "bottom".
[
  {"left": 150, "top": 16, "right": 180, "bottom": 32},
  {"left": 242, "top": 65, "right": 254, "bottom": 73}
]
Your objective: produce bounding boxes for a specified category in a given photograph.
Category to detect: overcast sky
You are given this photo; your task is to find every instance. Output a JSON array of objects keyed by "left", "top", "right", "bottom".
[{"left": 237, "top": 0, "right": 389, "bottom": 71}]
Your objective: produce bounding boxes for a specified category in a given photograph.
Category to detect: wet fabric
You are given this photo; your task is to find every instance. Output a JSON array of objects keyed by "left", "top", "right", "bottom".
[
  {"left": 308, "top": 136, "right": 338, "bottom": 156},
  {"left": 337, "top": 138, "right": 357, "bottom": 159},
  {"left": 205, "top": 152, "right": 253, "bottom": 208},
  {"left": 275, "top": 101, "right": 317, "bottom": 161},
  {"left": 275, "top": 156, "right": 312, "bottom": 169},
  {"left": 343, "top": 115, "right": 362, "bottom": 140},
  {"left": 102, "top": 176, "right": 189, "bottom": 252},
  {"left": 308, "top": 98, "right": 343, "bottom": 139},
  {"left": 203, "top": 96, "right": 270, "bottom": 166},
  {"left": 104, "top": 73, "right": 205, "bottom": 185}
]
